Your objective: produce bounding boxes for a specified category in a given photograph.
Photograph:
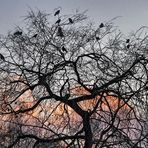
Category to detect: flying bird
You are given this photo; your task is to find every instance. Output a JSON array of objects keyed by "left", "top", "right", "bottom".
[
  {"left": 68, "top": 18, "right": 73, "bottom": 24},
  {"left": 13, "top": 31, "right": 22, "bottom": 36},
  {"left": 62, "top": 46, "right": 67, "bottom": 52},
  {"left": 126, "top": 39, "right": 130, "bottom": 43},
  {"left": 55, "top": 19, "right": 61, "bottom": 24},
  {"left": 57, "top": 27, "right": 64, "bottom": 37},
  {"left": 126, "top": 44, "right": 130, "bottom": 49},
  {"left": 99, "top": 23, "right": 104, "bottom": 28},
  {"left": 54, "top": 10, "right": 60, "bottom": 16},
  {"left": 0, "top": 53, "right": 5, "bottom": 61},
  {"left": 32, "top": 34, "right": 38, "bottom": 38}
]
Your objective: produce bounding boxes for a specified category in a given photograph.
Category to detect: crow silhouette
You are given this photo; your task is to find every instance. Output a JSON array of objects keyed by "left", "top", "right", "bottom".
[
  {"left": 57, "top": 27, "right": 64, "bottom": 37},
  {"left": 14, "top": 31, "right": 22, "bottom": 36},
  {"left": 55, "top": 19, "right": 61, "bottom": 24},
  {"left": 68, "top": 18, "right": 73, "bottom": 24},
  {"left": 32, "top": 34, "right": 38, "bottom": 38},
  {"left": 96, "top": 36, "right": 100, "bottom": 41},
  {"left": 0, "top": 53, "right": 5, "bottom": 61},
  {"left": 99, "top": 23, "right": 104, "bottom": 28},
  {"left": 126, "top": 39, "right": 130, "bottom": 43},
  {"left": 62, "top": 46, "right": 67, "bottom": 52},
  {"left": 54, "top": 10, "right": 60, "bottom": 16},
  {"left": 127, "top": 44, "right": 130, "bottom": 49}
]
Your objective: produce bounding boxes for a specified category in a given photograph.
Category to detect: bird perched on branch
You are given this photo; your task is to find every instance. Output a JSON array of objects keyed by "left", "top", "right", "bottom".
[
  {"left": 57, "top": 27, "right": 64, "bottom": 37},
  {"left": 32, "top": 34, "right": 38, "bottom": 38},
  {"left": 99, "top": 23, "right": 104, "bottom": 28},
  {"left": 54, "top": 10, "right": 60, "bottom": 16},
  {"left": 62, "top": 46, "right": 67, "bottom": 53},
  {"left": 95, "top": 36, "right": 100, "bottom": 41},
  {"left": 126, "top": 44, "right": 130, "bottom": 49},
  {"left": 68, "top": 18, "right": 73, "bottom": 24},
  {"left": 55, "top": 19, "right": 61, "bottom": 24},
  {"left": 13, "top": 31, "right": 22, "bottom": 36},
  {"left": 0, "top": 53, "right": 5, "bottom": 61},
  {"left": 126, "top": 39, "right": 130, "bottom": 43}
]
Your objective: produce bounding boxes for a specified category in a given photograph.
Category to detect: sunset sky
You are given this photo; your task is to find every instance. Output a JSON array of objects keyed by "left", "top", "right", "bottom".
[{"left": 0, "top": 0, "right": 148, "bottom": 35}]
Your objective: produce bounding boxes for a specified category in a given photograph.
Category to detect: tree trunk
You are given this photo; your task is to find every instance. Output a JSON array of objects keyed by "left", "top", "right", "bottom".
[{"left": 83, "top": 112, "right": 93, "bottom": 148}]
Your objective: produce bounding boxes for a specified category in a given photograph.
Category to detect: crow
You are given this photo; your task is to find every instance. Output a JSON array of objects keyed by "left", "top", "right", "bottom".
[
  {"left": 0, "top": 53, "right": 5, "bottom": 61},
  {"left": 99, "top": 23, "right": 104, "bottom": 28},
  {"left": 54, "top": 10, "right": 60, "bottom": 16},
  {"left": 62, "top": 46, "right": 67, "bottom": 52},
  {"left": 127, "top": 44, "right": 130, "bottom": 49},
  {"left": 68, "top": 18, "right": 73, "bottom": 24},
  {"left": 96, "top": 36, "right": 100, "bottom": 41},
  {"left": 55, "top": 19, "right": 61, "bottom": 24},
  {"left": 14, "top": 31, "right": 22, "bottom": 36},
  {"left": 57, "top": 27, "right": 64, "bottom": 37},
  {"left": 32, "top": 34, "right": 38, "bottom": 38},
  {"left": 126, "top": 39, "right": 130, "bottom": 43}
]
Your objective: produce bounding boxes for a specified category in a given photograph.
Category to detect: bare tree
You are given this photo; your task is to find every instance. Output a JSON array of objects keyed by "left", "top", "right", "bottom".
[{"left": 0, "top": 9, "right": 148, "bottom": 148}]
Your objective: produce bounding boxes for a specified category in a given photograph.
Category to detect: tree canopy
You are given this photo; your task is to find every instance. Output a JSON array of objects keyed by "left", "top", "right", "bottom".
[{"left": 0, "top": 9, "right": 148, "bottom": 148}]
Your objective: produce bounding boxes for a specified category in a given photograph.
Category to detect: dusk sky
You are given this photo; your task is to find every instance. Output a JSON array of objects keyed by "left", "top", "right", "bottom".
[{"left": 0, "top": 0, "right": 148, "bottom": 35}]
